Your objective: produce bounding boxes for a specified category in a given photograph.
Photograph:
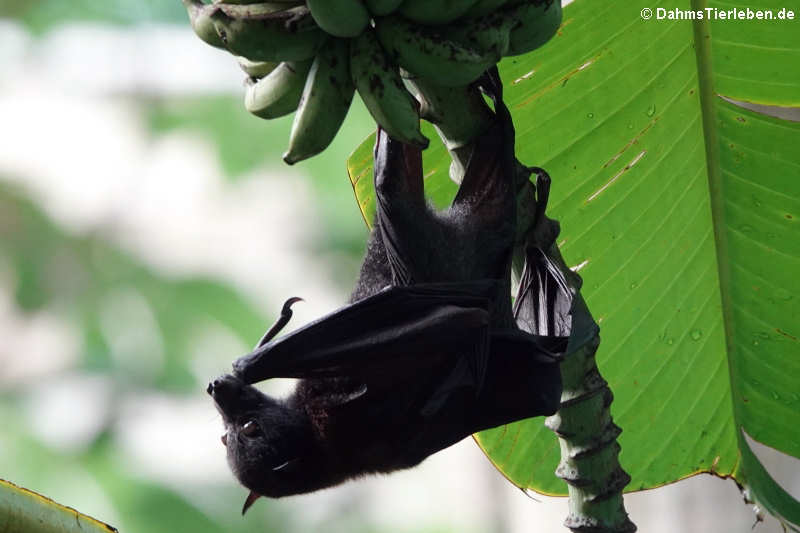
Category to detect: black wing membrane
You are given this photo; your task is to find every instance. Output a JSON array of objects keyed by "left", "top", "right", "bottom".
[{"left": 233, "top": 281, "right": 505, "bottom": 387}]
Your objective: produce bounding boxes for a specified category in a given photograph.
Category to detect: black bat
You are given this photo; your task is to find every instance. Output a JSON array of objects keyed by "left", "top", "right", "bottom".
[{"left": 208, "top": 71, "right": 569, "bottom": 513}]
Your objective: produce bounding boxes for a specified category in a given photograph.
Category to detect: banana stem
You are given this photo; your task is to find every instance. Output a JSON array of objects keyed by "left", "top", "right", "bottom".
[
  {"left": 426, "top": 80, "right": 636, "bottom": 533},
  {"left": 531, "top": 238, "right": 637, "bottom": 533}
]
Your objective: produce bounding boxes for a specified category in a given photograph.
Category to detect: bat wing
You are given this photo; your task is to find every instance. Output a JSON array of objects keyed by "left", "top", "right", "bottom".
[{"left": 233, "top": 281, "right": 503, "bottom": 394}]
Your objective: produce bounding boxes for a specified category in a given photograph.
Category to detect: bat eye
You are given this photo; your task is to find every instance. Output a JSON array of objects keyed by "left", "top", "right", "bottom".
[
  {"left": 221, "top": 434, "right": 228, "bottom": 447},
  {"left": 241, "top": 420, "right": 260, "bottom": 437}
]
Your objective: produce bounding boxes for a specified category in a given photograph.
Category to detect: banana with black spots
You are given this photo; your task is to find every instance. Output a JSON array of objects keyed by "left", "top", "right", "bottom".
[
  {"left": 441, "top": 10, "right": 516, "bottom": 61},
  {"left": 398, "top": 0, "right": 480, "bottom": 25},
  {"left": 350, "top": 29, "right": 428, "bottom": 148},
  {"left": 375, "top": 16, "right": 496, "bottom": 87},
  {"left": 283, "top": 39, "right": 356, "bottom": 164},
  {"left": 307, "top": 0, "right": 370, "bottom": 38},
  {"left": 463, "top": 0, "right": 510, "bottom": 17},
  {"left": 216, "top": 0, "right": 303, "bottom": 4},
  {"left": 245, "top": 59, "right": 313, "bottom": 119},
  {"left": 364, "top": 0, "right": 404, "bottom": 16},
  {"left": 506, "top": 0, "right": 562, "bottom": 56},
  {"left": 210, "top": 4, "right": 327, "bottom": 62}
]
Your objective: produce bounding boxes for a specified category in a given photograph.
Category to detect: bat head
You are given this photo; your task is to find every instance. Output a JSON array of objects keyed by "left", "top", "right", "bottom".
[{"left": 207, "top": 374, "right": 317, "bottom": 510}]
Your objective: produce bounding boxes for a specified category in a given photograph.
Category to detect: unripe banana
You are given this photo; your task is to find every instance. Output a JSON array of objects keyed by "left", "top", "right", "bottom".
[
  {"left": 238, "top": 57, "right": 279, "bottom": 78},
  {"left": 441, "top": 10, "right": 515, "bottom": 60},
  {"left": 375, "top": 16, "right": 495, "bottom": 87},
  {"left": 463, "top": 0, "right": 510, "bottom": 17},
  {"left": 307, "top": 0, "right": 370, "bottom": 38},
  {"left": 350, "top": 30, "right": 428, "bottom": 148},
  {"left": 284, "top": 39, "right": 356, "bottom": 164},
  {"left": 216, "top": 0, "right": 302, "bottom": 4},
  {"left": 245, "top": 60, "right": 313, "bottom": 119},
  {"left": 210, "top": 4, "right": 327, "bottom": 62},
  {"left": 398, "top": 0, "right": 480, "bottom": 25},
  {"left": 364, "top": 0, "right": 404, "bottom": 16},
  {"left": 182, "top": 0, "right": 225, "bottom": 49},
  {"left": 506, "top": 0, "right": 562, "bottom": 56}
]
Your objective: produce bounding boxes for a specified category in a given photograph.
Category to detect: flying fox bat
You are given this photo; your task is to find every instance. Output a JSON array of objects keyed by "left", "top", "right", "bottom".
[{"left": 208, "top": 70, "right": 570, "bottom": 513}]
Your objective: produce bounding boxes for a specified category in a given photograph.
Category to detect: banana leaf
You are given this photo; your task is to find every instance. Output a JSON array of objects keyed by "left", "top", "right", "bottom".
[{"left": 0, "top": 478, "right": 117, "bottom": 533}]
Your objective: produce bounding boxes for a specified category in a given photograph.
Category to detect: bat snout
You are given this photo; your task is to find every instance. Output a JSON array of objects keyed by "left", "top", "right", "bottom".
[{"left": 207, "top": 374, "right": 245, "bottom": 406}]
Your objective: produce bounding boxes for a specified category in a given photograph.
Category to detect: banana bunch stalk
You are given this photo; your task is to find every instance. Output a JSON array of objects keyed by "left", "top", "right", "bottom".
[{"left": 183, "top": 0, "right": 562, "bottom": 165}]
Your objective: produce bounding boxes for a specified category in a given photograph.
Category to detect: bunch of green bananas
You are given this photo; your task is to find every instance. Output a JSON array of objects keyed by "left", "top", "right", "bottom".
[{"left": 183, "top": 0, "right": 561, "bottom": 164}]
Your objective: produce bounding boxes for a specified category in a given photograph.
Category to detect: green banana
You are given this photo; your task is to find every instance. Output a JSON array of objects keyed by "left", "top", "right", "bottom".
[
  {"left": 284, "top": 39, "right": 356, "bottom": 164},
  {"left": 398, "top": 0, "right": 480, "bottom": 25},
  {"left": 364, "top": 0, "right": 404, "bottom": 16},
  {"left": 350, "top": 29, "right": 428, "bottom": 148},
  {"left": 182, "top": 0, "right": 225, "bottom": 49},
  {"left": 244, "top": 59, "right": 313, "bottom": 119},
  {"left": 375, "top": 16, "right": 495, "bottom": 87},
  {"left": 210, "top": 4, "right": 327, "bottom": 62},
  {"left": 506, "top": 0, "right": 562, "bottom": 56},
  {"left": 306, "top": 0, "right": 370, "bottom": 38},
  {"left": 441, "top": 10, "right": 516, "bottom": 60},
  {"left": 215, "top": 0, "right": 302, "bottom": 4},
  {"left": 463, "top": 0, "right": 511, "bottom": 17},
  {"left": 238, "top": 56, "right": 279, "bottom": 78}
]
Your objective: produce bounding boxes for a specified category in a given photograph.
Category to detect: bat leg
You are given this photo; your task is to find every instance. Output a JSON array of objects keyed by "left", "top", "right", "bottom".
[
  {"left": 373, "top": 127, "right": 424, "bottom": 207},
  {"left": 450, "top": 71, "right": 516, "bottom": 234},
  {"left": 373, "top": 127, "right": 433, "bottom": 285},
  {"left": 530, "top": 166, "right": 551, "bottom": 228}
]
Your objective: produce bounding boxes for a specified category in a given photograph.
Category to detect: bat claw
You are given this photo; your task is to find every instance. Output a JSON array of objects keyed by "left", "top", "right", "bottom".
[
  {"left": 254, "top": 297, "right": 304, "bottom": 349},
  {"left": 530, "top": 167, "right": 551, "bottom": 227},
  {"left": 282, "top": 296, "right": 304, "bottom": 313}
]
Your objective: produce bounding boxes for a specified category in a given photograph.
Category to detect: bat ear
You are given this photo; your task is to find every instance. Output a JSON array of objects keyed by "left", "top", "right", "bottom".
[{"left": 241, "top": 491, "right": 262, "bottom": 515}]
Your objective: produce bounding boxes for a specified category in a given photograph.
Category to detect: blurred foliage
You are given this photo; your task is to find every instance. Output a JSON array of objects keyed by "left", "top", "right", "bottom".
[
  {"left": 0, "top": 183, "right": 266, "bottom": 391},
  {"left": 0, "top": 401, "right": 293, "bottom": 533},
  {"left": 0, "top": 6, "right": 386, "bottom": 531},
  {"left": 144, "top": 94, "right": 375, "bottom": 282},
  {"left": 0, "top": 0, "right": 187, "bottom": 33}
]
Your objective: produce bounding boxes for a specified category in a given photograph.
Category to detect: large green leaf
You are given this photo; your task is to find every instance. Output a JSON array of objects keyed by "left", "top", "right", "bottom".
[
  {"left": 346, "top": 0, "right": 800, "bottom": 524},
  {"left": 0, "top": 478, "right": 117, "bottom": 533}
]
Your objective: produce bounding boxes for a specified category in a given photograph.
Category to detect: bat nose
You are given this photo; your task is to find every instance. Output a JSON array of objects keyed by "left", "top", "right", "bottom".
[
  {"left": 207, "top": 377, "right": 227, "bottom": 396},
  {"left": 207, "top": 374, "right": 244, "bottom": 402}
]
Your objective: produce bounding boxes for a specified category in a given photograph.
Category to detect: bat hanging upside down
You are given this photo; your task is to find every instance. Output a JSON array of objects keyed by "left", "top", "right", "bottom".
[{"left": 208, "top": 70, "right": 571, "bottom": 514}]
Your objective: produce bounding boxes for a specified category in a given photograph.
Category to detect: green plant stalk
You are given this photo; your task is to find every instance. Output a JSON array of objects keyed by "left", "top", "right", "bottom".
[{"left": 419, "top": 82, "right": 636, "bottom": 532}]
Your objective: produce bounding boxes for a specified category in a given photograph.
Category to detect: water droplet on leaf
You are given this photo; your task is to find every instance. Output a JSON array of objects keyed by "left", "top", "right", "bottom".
[{"left": 775, "top": 289, "right": 792, "bottom": 301}]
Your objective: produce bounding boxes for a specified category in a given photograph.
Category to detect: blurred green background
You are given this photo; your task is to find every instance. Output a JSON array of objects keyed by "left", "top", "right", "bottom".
[{"left": 0, "top": 1, "right": 793, "bottom": 532}]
